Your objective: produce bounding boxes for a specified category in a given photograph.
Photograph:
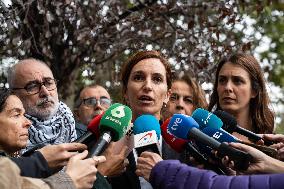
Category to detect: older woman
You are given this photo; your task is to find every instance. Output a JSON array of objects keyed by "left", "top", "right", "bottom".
[
  {"left": 163, "top": 74, "right": 207, "bottom": 119},
  {"left": 0, "top": 89, "right": 32, "bottom": 155},
  {"left": 0, "top": 88, "right": 105, "bottom": 189},
  {"left": 208, "top": 53, "right": 274, "bottom": 141}
]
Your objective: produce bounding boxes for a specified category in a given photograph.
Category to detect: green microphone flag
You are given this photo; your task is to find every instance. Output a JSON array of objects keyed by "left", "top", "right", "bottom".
[{"left": 99, "top": 103, "right": 132, "bottom": 141}]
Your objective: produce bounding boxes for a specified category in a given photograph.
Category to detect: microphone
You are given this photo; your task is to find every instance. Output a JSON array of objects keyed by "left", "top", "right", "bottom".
[
  {"left": 133, "top": 115, "right": 161, "bottom": 156},
  {"left": 202, "top": 127, "right": 278, "bottom": 158},
  {"left": 161, "top": 118, "right": 208, "bottom": 164},
  {"left": 74, "top": 113, "right": 103, "bottom": 150},
  {"left": 160, "top": 118, "right": 188, "bottom": 153},
  {"left": 161, "top": 118, "right": 225, "bottom": 174},
  {"left": 88, "top": 103, "right": 132, "bottom": 157},
  {"left": 214, "top": 110, "right": 274, "bottom": 145},
  {"left": 192, "top": 108, "right": 223, "bottom": 130},
  {"left": 192, "top": 109, "right": 276, "bottom": 159},
  {"left": 168, "top": 114, "right": 252, "bottom": 170}
]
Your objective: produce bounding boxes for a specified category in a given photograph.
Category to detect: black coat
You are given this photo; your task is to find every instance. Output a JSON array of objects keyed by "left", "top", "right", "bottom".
[{"left": 0, "top": 150, "right": 52, "bottom": 178}]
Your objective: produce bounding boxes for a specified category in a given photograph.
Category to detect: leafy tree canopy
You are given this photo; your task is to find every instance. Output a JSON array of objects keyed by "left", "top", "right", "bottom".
[{"left": 0, "top": 0, "right": 282, "bottom": 106}]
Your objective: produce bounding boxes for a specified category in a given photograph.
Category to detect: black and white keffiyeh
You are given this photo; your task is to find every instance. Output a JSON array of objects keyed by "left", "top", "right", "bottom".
[{"left": 24, "top": 101, "right": 77, "bottom": 152}]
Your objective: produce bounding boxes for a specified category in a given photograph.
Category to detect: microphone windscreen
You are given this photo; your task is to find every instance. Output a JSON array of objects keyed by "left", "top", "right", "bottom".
[
  {"left": 192, "top": 108, "right": 223, "bottom": 130},
  {"left": 168, "top": 114, "right": 199, "bottom": 140},
  {"left": 99, "top": 103, "right": 132, "bottom": 141},
  {"left": 133, "top": 114, "right": 161, "bottom": 140},
  {"left": 161, "top": 117, "right": 187, "bottom": 153},
  {"left": 87, "top": 112, "right": 104, "bottom": 139},
  {"left": 195, "top": 127, "right": 237, "bottom": 156},
  {"left": 213, "top": 110, "right": 237, "bottom": 133},
  {"left": 202, "top": 127, "right": 238, "bottom": 143}
]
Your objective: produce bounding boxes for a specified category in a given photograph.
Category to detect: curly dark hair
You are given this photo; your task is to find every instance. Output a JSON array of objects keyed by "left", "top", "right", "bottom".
[{"left": 0, "top": 88, "right": 11, "bottom": 112}]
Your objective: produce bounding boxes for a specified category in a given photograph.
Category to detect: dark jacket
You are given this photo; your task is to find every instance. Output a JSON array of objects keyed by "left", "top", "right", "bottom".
[
  {"left": 0, "top": 150, "right": 52, "bottom": 178},
  {"left": 94, "top": 172, "right": 112, "bottom": 189},
  {"left": 108, "top": 152, "right": 141, "bottom": 189},
  {"left": 73, "top": 123, "right": 112, "bottom": 189},
  {"left": 75, "top": 121, "right": 88, "bottom": 139},
  {"left": 150, "top": 160, "right": 284, "bottom": 189}
]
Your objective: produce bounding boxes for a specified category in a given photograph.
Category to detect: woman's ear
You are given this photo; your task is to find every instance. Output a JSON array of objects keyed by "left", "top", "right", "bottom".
[
  {"left": 163, "top": 89, "right": 171, "bottom": 104},
  {"left": 251, "top": 88, "right": 258, "bottom": 99},
  {"left": 251, "top": 82, "right": 259, "bottom": 99}
]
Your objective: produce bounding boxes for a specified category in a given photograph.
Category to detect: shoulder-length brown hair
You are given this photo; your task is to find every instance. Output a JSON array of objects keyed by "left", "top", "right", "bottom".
[
  {"left": 120, "top": 50, "right": 172, "bottom": 103},
  {"left": 208, "top": 53, "right": 274, "bottom": 133},
  {"left": 172, "top": 74, "right": 208, "bottom": 110}
]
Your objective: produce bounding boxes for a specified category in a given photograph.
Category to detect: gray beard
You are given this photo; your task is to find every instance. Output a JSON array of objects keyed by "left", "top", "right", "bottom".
[{"left": 25, "top": 97, "right": 60, "bottom": 120}]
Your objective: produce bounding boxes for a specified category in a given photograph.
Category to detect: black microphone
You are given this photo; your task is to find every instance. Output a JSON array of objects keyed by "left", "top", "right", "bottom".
[
  {"left": 74, "top": 113, "right": 103, "bottom": 151},
  {"left": 214, "top": 110, "right": 274, "bottom": 146}
]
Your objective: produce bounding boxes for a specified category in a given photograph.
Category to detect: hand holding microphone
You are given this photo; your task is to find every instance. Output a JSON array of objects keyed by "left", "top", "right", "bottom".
[
  {"left": 262, "top": 134, "right": 284, "bottom": 161},
  {"left": 66, "top": 150, "right": 106, "bottom": 189},
  {"left": 214, "top": 110, "right": 274, "bottom": 145},
  {"left": 228, "top": 142, "right": 284, "bottom": 174},
  {"left": 161, "top": 117, "right": 226, "bottom": 174},
  {"left": 136, "top": 151, "right": 163, "bottom": 182},
  {"left": 202, "top": 127, "right": 277, "bottom": 158},
  {"left": 192, "top": 109, "right": 277, "bottom": 158},
  {"left": 168, "top": 114, "right": 252, "bottom": 170},
  {"left": 97, "top": 142, "right": 129, "bottom": 177}
]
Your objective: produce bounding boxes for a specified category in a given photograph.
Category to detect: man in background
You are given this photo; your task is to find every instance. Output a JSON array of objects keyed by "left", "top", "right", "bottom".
[{"left": 74, "top": 85, "right": 111, "bottom": 138}]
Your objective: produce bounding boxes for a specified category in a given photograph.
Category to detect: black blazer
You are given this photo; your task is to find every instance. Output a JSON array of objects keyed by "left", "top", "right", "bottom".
[{"left": 108, "top": 138, "right": 188, "bottom": 189}]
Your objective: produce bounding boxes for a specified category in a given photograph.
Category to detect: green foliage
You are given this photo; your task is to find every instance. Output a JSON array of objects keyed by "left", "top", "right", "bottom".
[
  {"left": 241, "top": 1, "right": 284, "bottom": 87},
  {"left": 0, "top": 0, "right": 283, "bottom": 107}
]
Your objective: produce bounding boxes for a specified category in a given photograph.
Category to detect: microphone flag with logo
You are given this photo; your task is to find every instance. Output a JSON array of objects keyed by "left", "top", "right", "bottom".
[{"left": 88, "top": 103, "right": 132, "bottom": 157}]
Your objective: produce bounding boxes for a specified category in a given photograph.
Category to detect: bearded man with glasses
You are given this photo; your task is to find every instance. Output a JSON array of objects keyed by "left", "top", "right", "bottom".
[{"left": 7, "top": 58, "right": 77, "bottom": 152}]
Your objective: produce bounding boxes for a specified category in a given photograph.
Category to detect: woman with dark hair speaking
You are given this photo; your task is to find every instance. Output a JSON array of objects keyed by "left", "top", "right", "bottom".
[{"left": 108, "top": 50, "right": 172, "bottom": 189}]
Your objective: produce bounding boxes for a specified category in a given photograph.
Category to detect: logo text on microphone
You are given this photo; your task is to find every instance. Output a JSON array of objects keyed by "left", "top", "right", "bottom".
[{"left": 171, "top": 118, "right": 182, "bottom": 131}]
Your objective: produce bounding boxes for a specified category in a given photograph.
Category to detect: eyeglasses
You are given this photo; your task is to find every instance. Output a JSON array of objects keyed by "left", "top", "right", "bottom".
[
  {"left": 80, "top": 97, "right": 111, "bottom": 108},
  {"left": 12, "top": 78, "right": 57, "bottom": 95}
]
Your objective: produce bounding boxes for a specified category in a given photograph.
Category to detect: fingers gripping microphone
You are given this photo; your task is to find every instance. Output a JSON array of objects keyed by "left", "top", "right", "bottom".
[
  {"left": 203, "top": 127, "right": 278, "bottom": 158},
  {"left": 133, "top": 115, "right": 161, "bottom": 156},
  {"left": 214, "top": 110, "right": 274, "bottom": 146},
  {"left": 88, "top": 103, "right": 132, "bottom": 157},
  {"left": 168, "top": 114, "right": 252, "bottom": 170}
]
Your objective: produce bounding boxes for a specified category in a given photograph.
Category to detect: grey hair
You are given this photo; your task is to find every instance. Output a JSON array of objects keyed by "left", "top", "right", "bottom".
[{"left": 8, "top": 58, "right": 50, "bottom": 88}]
